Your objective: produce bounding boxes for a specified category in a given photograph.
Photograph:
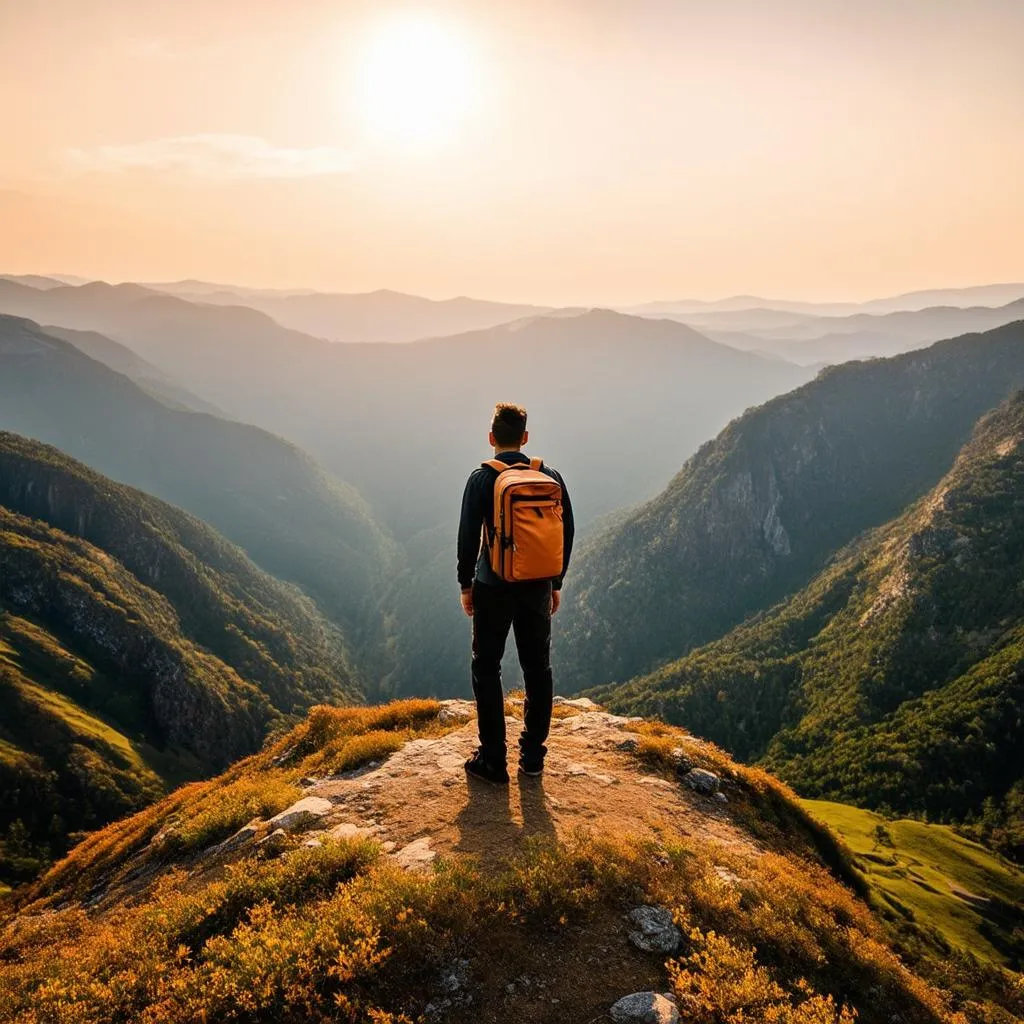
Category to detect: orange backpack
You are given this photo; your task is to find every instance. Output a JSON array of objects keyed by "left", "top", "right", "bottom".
[{"left": 482, "top": 458, "right": 564, "bottom": 582}]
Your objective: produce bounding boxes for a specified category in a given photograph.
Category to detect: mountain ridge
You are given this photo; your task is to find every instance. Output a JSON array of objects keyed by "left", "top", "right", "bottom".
[
  {"left": 556, "top": 321, "right": 1024, "bottom": 693},
  {"left": 597, "top": 391, "right": 1024, "bottom": 860}
]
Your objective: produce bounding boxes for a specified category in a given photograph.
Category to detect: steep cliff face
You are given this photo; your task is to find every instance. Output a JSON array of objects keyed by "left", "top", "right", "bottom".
[
  {"left": 557, "top": 321, "right": 1024, "bottom": 692},
  {"left": 602, "top": 393, "right": 1024, "bottom": 860}
]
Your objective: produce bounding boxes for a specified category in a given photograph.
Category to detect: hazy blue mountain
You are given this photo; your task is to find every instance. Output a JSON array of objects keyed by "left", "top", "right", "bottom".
[
  {"left": 41, "top": 324, "right": 222, "bottom": 414},
  {"left": 627, "top": 282, "right": 1024, "bottom": 319},
  {"left": 145, "top": 281, "right": 553, "bottom": 343},
  {"left": 556, "top": 321, "right": 1024, "bottom": 693},
  {"left": 0, "top": 315, "right": 395, "bottom": 661},
  {"left": 0, "top": 282, "right": 812, "bottom": 536},
  {"left": 0, "top": 274, "right": 65, "bottom": 290}
]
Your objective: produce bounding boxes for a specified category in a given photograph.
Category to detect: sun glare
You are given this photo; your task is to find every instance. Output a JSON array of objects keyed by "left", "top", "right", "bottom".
[{"left": 356, "top": 14, "right": 478, "bottom": 152}]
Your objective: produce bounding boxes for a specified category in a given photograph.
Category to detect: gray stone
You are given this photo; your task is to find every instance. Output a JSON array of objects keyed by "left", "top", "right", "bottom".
[
  {"left": 616, "top": 737, "right": 640, "bottom": 753},
  {"left": 553, "top": 696, "right": 600, "bottom": 710},
  {"left": 714, "top": 791, "right": 729, "bottom": 804},
  {"left": 213, "top": 822, "right": 259, "bottom": 854},
  {"left": 257, "top": 828, "right": 289, "bottom": 857},
  {"left": 438, "top": 699, "right": 475, "bottom": 725},
  {"left": 683, "top": 767, "right": 721, "bottom": 795},
  {"left": 326, "top": 821, "right": 375, "bottom": 841},
  {"left": 393, "top": 836, "right": 436, "bottom": 872},
  {"left": 267, "top": 796, "right": 333, "bottom": 832},
  {"left": 610, "top": 992, "right": 680, "bottom": 1024},
  {"left": 627, "top": 906, "right": 681, "bottom": 954}
]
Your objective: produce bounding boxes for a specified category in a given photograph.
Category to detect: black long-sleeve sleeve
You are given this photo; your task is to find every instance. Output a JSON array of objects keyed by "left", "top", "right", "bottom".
[
  {"left": 457, "top": 470, "right": 486, "bottom": 590},
  {"left": 553, "top": 470, "right": 574, "bottom": 591}
]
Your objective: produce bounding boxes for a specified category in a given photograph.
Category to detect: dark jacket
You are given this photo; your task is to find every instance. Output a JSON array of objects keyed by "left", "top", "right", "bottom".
[{"left": 458, "top": 451, "right": 574, "bottom": 590}]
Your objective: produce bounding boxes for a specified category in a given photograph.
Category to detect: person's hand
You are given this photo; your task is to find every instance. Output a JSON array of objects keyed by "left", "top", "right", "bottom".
[
  {"left": 460, "top": 588, "right": 474, "bottom": 617},
  {"left": 550, "top": 590, "right": 561, "bottom": 616}
]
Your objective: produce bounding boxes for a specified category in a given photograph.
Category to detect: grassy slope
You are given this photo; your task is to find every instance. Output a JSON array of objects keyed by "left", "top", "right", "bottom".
[
  {"left": 804, "top": 800, "right": 1024, "bottom": 970},
  {"left": 0, "top": 702, "right": 1020, "bottom": 1023}
]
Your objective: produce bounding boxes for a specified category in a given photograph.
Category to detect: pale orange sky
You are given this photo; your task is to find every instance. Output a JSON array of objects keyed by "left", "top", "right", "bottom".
[{"left": 1, "top": 0, "right": 1022, "bottom": 305}]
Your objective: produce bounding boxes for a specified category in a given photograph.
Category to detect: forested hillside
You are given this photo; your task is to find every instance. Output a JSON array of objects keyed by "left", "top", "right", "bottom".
[
  {"left": 557, "top": 321, "right": 1024, "bottom": 692},
  {"left": 601, "top": 393, "right": 1024, "bottom": 861},
  {"left": 0, "top": 433, "right": 360, "bottom": 885}
]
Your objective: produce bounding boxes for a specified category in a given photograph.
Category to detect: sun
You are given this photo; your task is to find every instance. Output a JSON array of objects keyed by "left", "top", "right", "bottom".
[{"left": 356, "top": 14, "right": 479, "bottom": 151}]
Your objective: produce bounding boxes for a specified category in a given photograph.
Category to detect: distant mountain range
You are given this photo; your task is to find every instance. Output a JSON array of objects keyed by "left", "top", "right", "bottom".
[
  {"left": 696, "top": 298, "right": 1024, "bottom": 366},
  {"left": 142, "top": 281, "right": 554, "bottom": 343},
  {"left": 0, "top": 281, "right": 812, "bottom": 535},
  {"left": 628, "top": 282, "right": 1024, "bottom": 318},
  {"left": 0, "top": 431, "right": 360, "bottom": 884}
]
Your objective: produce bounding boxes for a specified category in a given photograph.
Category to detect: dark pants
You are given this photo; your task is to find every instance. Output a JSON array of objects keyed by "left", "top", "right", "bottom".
[{"left": 471, "top": 580, "right": 554, "bottom": 765}]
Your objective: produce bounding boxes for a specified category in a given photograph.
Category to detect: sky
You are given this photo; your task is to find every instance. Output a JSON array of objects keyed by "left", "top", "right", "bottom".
[{"left": 1, "top": 0, "right": 1022, "bottom": 305}]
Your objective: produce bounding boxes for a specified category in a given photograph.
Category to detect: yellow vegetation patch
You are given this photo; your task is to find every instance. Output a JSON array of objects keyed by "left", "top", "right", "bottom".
[{"left": 0, "top": 829, "right": 979, "bottom": 1024}]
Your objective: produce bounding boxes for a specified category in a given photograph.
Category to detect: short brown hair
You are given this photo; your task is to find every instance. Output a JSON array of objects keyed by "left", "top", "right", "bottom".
[{"left": 491, "top": 402, "right": 528, "bottom": 447}]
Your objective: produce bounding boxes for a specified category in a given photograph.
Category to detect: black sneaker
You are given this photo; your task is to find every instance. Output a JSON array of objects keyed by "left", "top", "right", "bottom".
[
  {"left": 518, "top": 754, "right": 545, "bottom": 777},
  {"left": 464, "top": 749, "right": 509, "bottom": 785}
]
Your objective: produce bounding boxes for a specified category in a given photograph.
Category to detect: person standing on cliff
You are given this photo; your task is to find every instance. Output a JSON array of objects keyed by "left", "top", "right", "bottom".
[{"left": 457, "top": 402, "right": 575, "bottom": 784}]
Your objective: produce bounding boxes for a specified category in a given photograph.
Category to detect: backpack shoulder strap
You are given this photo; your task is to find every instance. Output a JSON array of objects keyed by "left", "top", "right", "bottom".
[
  {"left": 529, "top": 457, "right": 543, "bottom": 472},
  {"left": 482, "top": 459, "right": 512, "bottom": 474}
]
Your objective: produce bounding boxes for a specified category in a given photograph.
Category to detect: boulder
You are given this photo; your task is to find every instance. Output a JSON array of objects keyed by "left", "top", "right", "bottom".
[
  {"left": 553, "top": 696, "right": 600, "bottom": 710},
  {"left": 394, "top": 836, "right": 436, "bottom": 872},
  {"left": 627, "top": 905, "right": 681, "bottom": 953},
  {"left": 267, "top": 796, "right": 333, "bottom": 833},
  {"left": 682, "top": 768, "right": 720, "bottom": 795},
  {"left": 438, "top": 700, "right": 475, "bottom": 725},
  {"left": 256, "top": 828, "right": 289, "bottom": 857},
  {"left": 610, "top": 992, "right": 680, "bottom": 1023},
  {"left": 212, "top": 822, "right": 260, "bottom": 855},
  {"left": 326, "top": 821, "right": 376, "bottom": 841}
]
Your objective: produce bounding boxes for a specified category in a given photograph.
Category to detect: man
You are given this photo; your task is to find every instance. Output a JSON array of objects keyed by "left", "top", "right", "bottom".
[{"left": 457, "top": 402, "right": 574, "bottom": 784}]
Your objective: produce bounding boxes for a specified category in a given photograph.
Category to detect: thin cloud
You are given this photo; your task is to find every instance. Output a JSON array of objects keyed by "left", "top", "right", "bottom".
[{"left": 65, "top": 135, "right": 353, "bottom": 180}]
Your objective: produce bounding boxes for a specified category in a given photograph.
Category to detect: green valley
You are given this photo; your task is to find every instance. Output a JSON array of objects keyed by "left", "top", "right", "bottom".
[{"left": 804, "top": 800, "right": 1024, "bottom": 970}]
